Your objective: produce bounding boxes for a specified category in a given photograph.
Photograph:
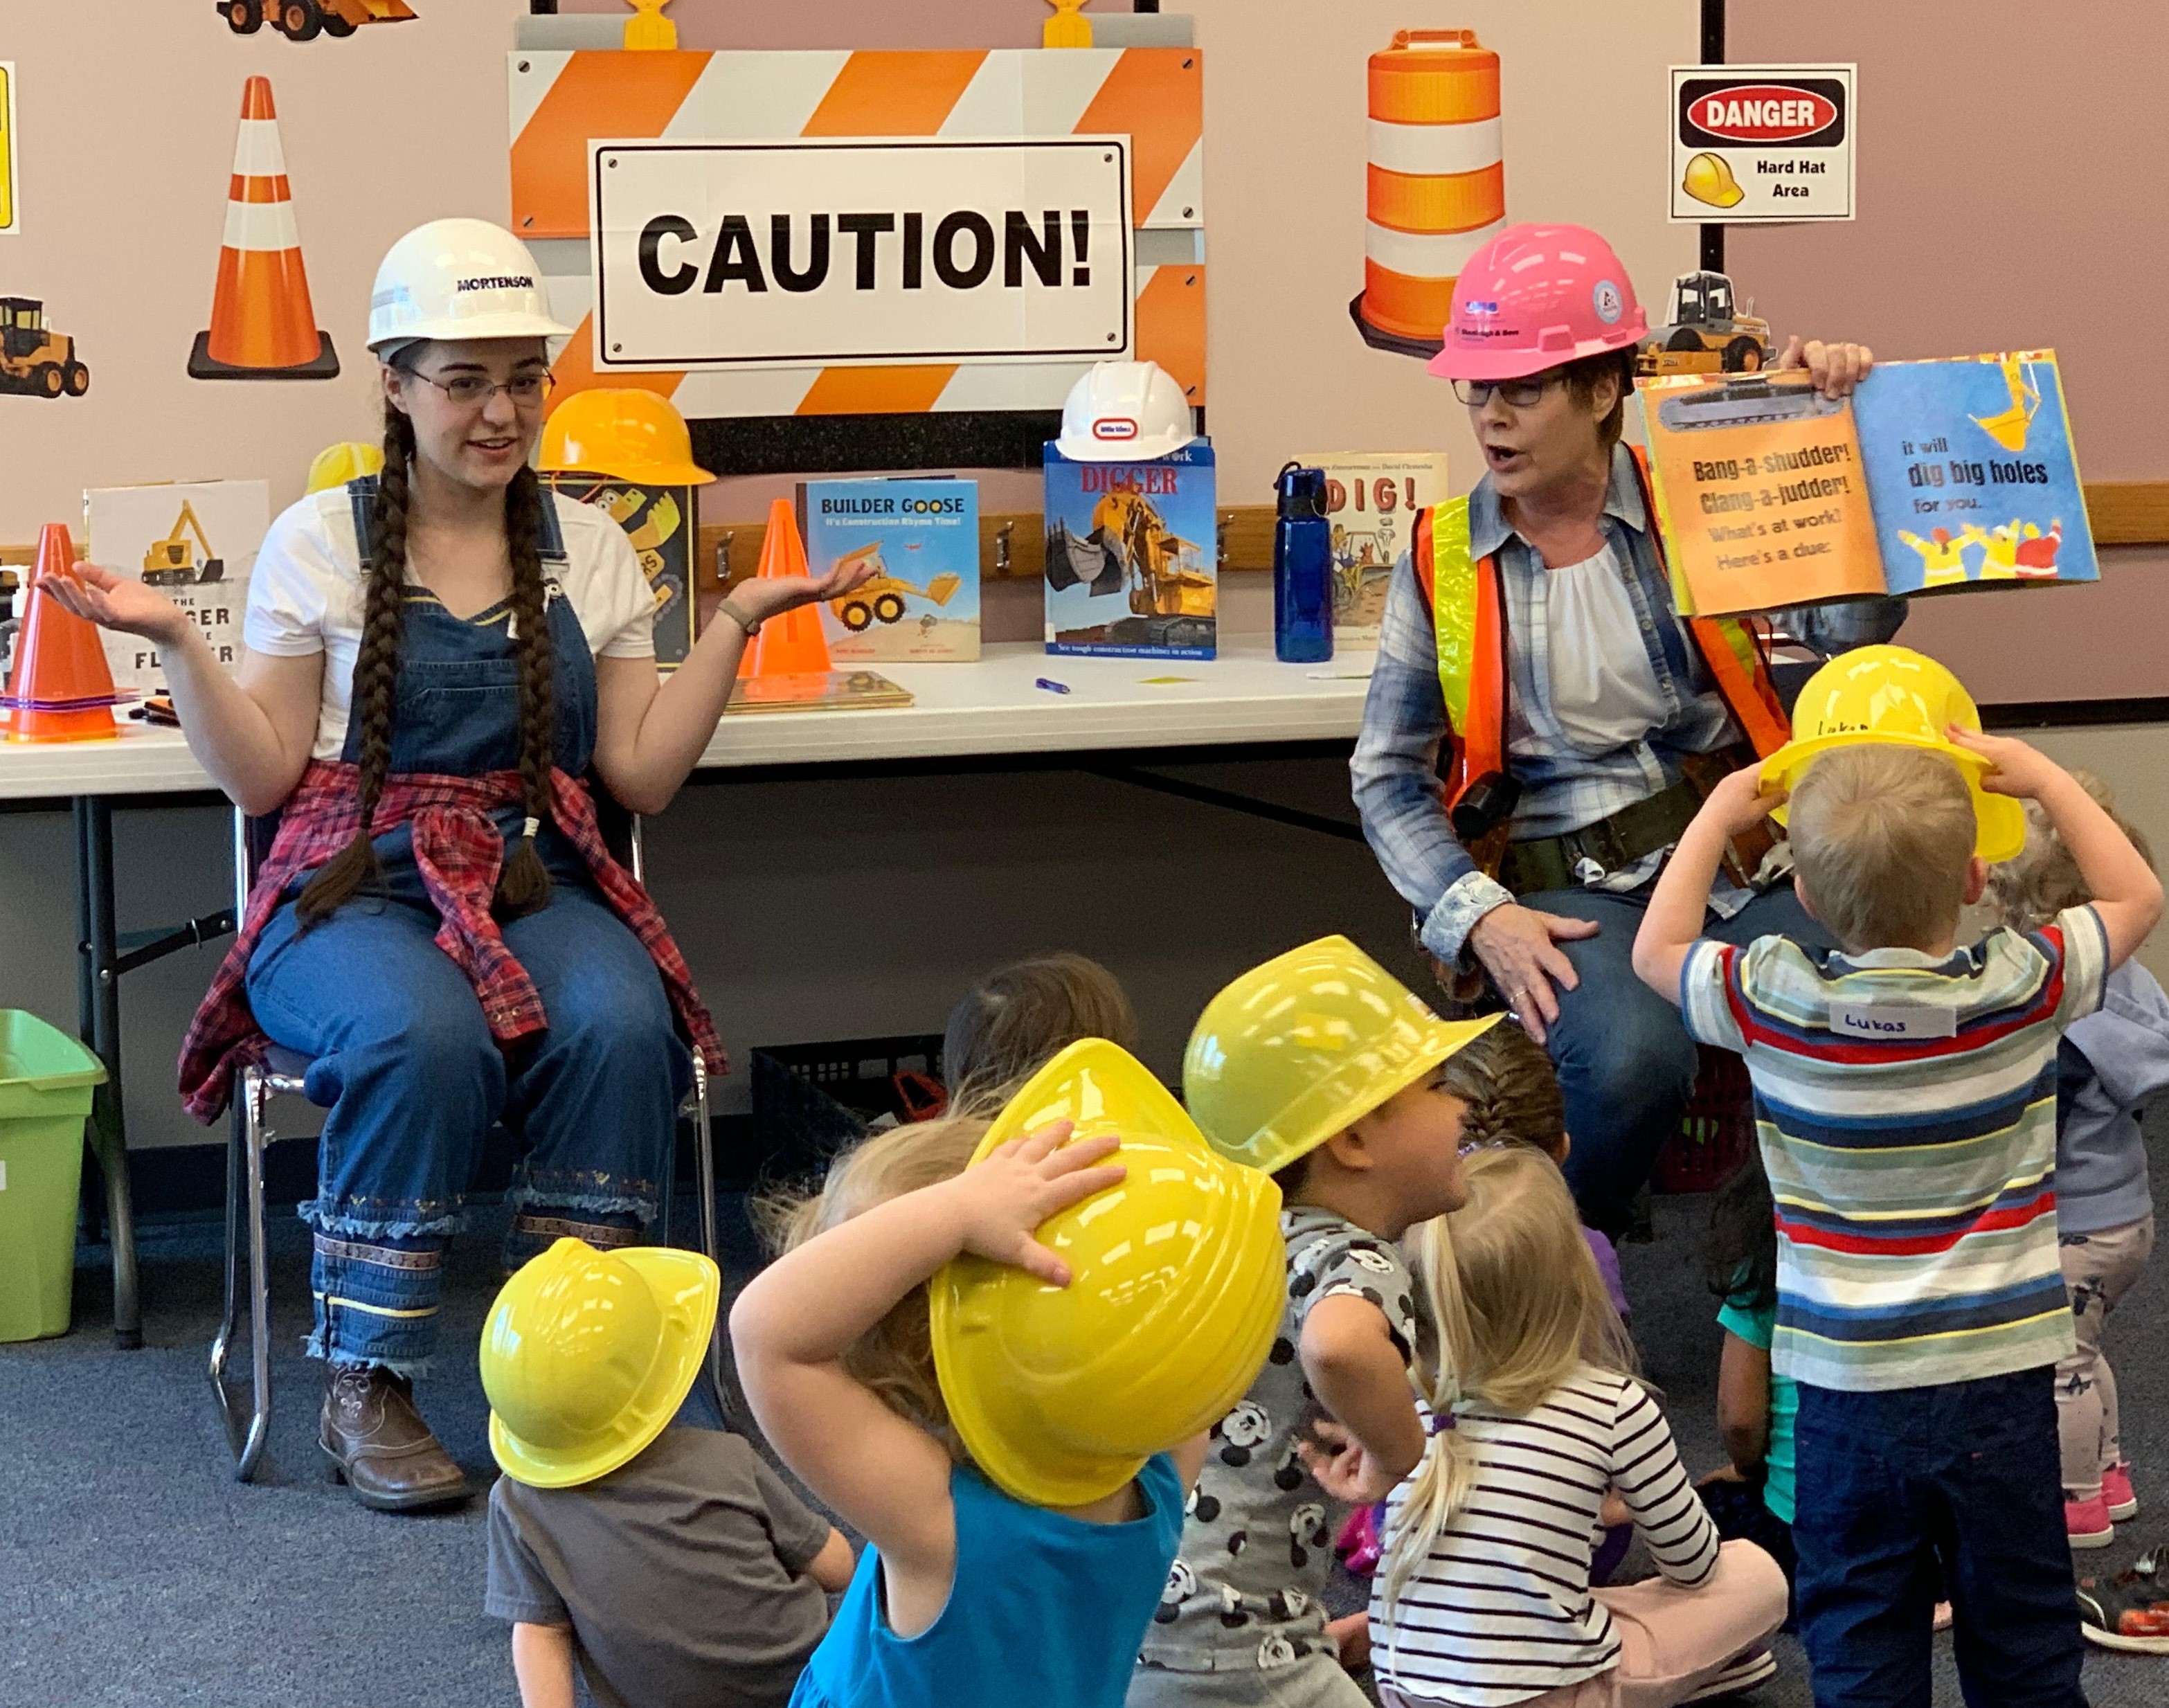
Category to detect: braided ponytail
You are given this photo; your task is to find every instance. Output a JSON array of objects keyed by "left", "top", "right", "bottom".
[
  {"left": 1438, "top": 1020, "right": 1567, "bottom": 1162},
  {"left": 493, "top": 464, "right": 556, "bottom": 920},
  {"left": 296, "top": 400, "right": 415, "bottom": 927}
]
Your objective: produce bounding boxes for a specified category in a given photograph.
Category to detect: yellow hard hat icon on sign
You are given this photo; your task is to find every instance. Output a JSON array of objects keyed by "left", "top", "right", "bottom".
[{"left": 1682, "top": 152, "right": 1746, "bottom": 210}]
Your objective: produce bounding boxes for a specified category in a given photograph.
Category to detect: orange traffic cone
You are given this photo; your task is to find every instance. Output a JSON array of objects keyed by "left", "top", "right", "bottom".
[
  {"left": 188, "top": 76, "right": 339, "bottom": 381},
  {"left": 737, "top": 499, "right": 834, "bottom": 678},
  {"left": 1, "top": 525, "right": 128, "bottom": 743}
]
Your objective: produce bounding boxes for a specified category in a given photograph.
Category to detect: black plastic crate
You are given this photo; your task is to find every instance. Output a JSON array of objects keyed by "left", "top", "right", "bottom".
[{"left": 750, "top": 1033, "right": 946, "bottom": 1183}]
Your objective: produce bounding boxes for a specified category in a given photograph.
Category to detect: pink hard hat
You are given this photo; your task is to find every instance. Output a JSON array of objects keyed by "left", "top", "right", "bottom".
[{"left": 1427, "top": 223, "right": 1648, "bottom": 383}]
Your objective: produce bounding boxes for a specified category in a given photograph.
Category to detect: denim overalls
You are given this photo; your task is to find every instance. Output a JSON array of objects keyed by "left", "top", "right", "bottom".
[{"left": 245, "top": 483, "right": 686, "bottom": 1373}]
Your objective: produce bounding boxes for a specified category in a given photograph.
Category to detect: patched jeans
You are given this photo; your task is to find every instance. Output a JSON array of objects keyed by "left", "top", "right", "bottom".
[{"left": 247, "top": 877, "right": 685, "bottom": 1374}]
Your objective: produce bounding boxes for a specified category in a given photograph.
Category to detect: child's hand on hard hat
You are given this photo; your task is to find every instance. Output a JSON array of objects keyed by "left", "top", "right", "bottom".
[
  {"left": 1945, "top": 726, "right": 2058, "bottom": 800},
  {"left": 1297, "top": 1417, "right": 1403, "bottom": 1506},
  {"left": 37, "top": 563, "right": 188, "bottom": 645},
  {"left": 1775, "top": 336, "right": 1875, "bottom": 400},
  {"left": 946, "top": 1120, "right": 1126, "bottom": 1288},
  {"left": 1705, "top": 764, "right": 1788, "bottom": 836}
]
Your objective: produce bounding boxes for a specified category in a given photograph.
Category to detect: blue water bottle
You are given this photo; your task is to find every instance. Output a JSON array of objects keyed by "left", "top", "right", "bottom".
[{"left": 1273, "top": 462, "right": 1334, "bottom": 664}]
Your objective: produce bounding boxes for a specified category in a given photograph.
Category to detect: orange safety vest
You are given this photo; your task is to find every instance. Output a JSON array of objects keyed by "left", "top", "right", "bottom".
[{"left": 1421, "top": 446, "right": 1789, "bottom": 816}]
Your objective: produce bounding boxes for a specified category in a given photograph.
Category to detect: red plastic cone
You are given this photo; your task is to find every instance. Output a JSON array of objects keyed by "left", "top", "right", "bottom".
[
  {"left": 3, "top": 524, "right": 124, "bottom": 742},
  {"left": 189, "top": 77, "right": 339, "bottom": 380},
  {"left": 737, "top": 499, "right": 834, "bottom": 678}
]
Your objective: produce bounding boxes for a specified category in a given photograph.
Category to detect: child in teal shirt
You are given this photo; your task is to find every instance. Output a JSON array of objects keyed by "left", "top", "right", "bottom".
[{"left": 1702, "top": 1149, "right": 1799, "bottom": 1612}]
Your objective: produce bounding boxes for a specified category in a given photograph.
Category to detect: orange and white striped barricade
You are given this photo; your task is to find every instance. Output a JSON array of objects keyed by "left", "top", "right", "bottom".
[
  {"left": 1350, "top": 30, "right": 1506, "bottom": 360},
  {"left": 507, "top": 48, "right": 1203, "bottom": 420}
]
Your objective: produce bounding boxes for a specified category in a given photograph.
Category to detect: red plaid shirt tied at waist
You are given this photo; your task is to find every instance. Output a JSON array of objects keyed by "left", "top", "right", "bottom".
[{"left": 178, "top": 760, "right": 726, "bottom": 1122}]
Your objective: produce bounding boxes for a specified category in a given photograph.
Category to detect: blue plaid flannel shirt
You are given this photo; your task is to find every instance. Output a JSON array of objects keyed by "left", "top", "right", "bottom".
[{"left": 1351, "top": 443, "right": 1907, "bottom": 963}]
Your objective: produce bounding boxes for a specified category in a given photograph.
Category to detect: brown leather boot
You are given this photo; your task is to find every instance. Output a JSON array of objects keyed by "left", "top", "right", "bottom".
[{"left": 319, "top": 1365, "right": 472, "bottom": 1513}]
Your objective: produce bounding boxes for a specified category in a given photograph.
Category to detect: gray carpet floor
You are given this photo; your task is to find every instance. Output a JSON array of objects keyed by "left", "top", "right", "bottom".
[{"left": 5, "top": 1115, "right": 2168, "bottom": 1708}]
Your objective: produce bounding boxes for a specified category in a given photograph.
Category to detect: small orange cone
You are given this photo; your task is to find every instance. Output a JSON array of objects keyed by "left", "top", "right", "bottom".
[
  {"left": 1, "top": 525, "right": 127, "bottom": 743},
  {"left": 188, "top": 77, "right": 339, "bottom": 381},
  {"left": 737, "top": 500, "right": 834, "bottom": 678}
]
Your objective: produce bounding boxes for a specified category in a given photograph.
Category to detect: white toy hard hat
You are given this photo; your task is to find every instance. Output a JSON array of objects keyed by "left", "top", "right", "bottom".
[
  {"left": 367, "top": 218, "right": 573, "bottom": 354},
  {"left": 1055, "top": 361, "right": 1198, "bottom": 462}
]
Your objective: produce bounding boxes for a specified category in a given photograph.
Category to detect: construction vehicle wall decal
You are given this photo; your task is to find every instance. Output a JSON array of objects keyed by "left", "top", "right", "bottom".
[
  {"left": 1637, "top": 271, "right": 1773, "bottom": 379},
  {"left": 0, "top": 298, "right": 89, "bottom": 399},
  {"left": 142, "top": 502, "right": 226, "bottom": 588},
  {"left": 827, "top": 540, "right": 963, "bottom": 631},
  {"left": 219, "top": 0, "right": 417, "bottom": 42}
]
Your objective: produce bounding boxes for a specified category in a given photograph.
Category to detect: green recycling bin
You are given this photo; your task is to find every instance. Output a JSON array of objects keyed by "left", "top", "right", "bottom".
[{"left": 0, "top": 1011, "right": 107, "bottom": 1342}]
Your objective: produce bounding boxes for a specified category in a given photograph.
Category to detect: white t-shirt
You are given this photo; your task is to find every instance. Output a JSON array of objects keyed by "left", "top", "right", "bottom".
[
  {"left": 244, "top": 487, "right": 657, "bottom": 760},
  {"left": 1542, "top": 540, "right": 1672, "bottom": 756}
]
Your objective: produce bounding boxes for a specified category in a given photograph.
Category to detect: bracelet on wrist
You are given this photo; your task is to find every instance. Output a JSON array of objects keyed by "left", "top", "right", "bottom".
[{"left": 717, "top": 597, "right": 762, "bottom": 639}]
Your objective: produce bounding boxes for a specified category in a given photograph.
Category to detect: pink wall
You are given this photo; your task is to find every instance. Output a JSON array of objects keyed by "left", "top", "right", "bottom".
[{"left": 1731, "top": 0, "right": 2169, "bottom": 703}]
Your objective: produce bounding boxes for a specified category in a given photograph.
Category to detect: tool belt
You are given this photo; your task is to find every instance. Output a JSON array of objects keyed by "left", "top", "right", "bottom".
[
  {"left": 1496, "top": 745, "right": 1776, "bottom": 897},
  {"left": 1424, "top": 746, "right": 1781, "bottom": 1017}
]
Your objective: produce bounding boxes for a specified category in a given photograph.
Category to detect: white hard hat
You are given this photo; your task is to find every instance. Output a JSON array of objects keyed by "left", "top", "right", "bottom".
[
  {"left": 1055, "top": 361, "right": 1198, "bottom": 462},
  {"left": 366, "top": 218, "right": 573, "bottom": 353}
]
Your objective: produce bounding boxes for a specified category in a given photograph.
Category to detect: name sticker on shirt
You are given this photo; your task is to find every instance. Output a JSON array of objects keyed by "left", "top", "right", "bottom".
[{"left": 1828, "top": 1001, "right": 1958, "bottom": 1041}]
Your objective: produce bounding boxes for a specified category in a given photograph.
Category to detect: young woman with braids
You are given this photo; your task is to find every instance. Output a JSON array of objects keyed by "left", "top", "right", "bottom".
[{"left": 46, "top": 221, "right": 870, "bottom": 1512}]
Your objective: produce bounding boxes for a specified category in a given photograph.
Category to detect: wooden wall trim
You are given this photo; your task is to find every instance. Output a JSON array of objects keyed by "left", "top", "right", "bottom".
[{"left": 9, "top": 481, "right": 2164, "bottom": 585}]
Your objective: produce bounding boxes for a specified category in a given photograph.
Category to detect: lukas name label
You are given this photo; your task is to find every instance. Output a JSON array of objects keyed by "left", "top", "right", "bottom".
[{"left": 1828, "top": 1001, "right": 1957, "bottom": 1041}]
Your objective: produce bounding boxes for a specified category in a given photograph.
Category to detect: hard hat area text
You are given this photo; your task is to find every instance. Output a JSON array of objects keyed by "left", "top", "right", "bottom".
[{"left": 1669, "top": 66, "right": 1855, "bottom": 224}]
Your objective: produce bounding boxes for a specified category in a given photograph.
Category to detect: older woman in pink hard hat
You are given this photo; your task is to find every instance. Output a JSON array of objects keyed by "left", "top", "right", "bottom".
[{"left": 1350, "top": 222, "right": 1905, "bottom": 1238}]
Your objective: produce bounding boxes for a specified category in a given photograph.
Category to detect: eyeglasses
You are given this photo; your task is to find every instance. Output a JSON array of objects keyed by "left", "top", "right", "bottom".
[
  {"left": 408, "top": 370, "right": 555, "bottom": 409},
  {"left": 1451, "top": 373, "right": 1559, "bottom": 408}
]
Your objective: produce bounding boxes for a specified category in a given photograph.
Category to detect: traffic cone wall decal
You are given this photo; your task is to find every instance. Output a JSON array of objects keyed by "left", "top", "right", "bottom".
[
  {"left": 737, "top": 499, "right": 834, "bottom": 679},
  {"left": 1, "top": 525, "right": 129, "bottom": 743},
  {"left": 188, "top": 76, "right": 339, "bottom": 381}
]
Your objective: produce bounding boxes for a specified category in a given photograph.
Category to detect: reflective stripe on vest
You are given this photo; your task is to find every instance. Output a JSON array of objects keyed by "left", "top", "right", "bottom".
[{"left": 1427, "top": 451, "right": 1787, "bottom": 808}]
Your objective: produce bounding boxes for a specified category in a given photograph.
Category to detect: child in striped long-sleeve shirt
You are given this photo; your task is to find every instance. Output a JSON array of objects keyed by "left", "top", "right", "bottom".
[
  {"left": 1634, "top": 733, "right": 2163, "bottom": 1707},
  {"left": 1349, "top": 1147, "right": 1788, "bottom": 1708}
]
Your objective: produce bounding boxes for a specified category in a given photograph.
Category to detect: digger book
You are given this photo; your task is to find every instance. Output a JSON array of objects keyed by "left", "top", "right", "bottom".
[
  {"left": 799, "top": 478, "right": 981, "bottom": 663},
  {"left": 1043, "top": 442, "right": 1217, "bottom": 659}
]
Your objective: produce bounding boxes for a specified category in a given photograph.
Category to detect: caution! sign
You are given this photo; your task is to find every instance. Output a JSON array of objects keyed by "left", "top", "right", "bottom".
[
  {"left": 1668, "top": 64, "right": 1855, "bottom": 224},
  {"left": 591, "top": 136, "right": 1134, "bottom": 372},
  {"left": 0, "top": 63, "right": 17, "bottom": 235}
]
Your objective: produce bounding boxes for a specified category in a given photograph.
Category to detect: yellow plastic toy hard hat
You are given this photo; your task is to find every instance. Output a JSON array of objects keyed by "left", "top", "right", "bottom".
[
  {"left": 480, "top": 1237, "right": 719, "bottom": 1489},
  {"left": 1758, "top": 645, "right": 2026, "bottom": 863},
  {"left": 538, "top": 387, "right": 714, "bottom": 485},
  {"left": 929, "top": 1039, "right": 1285, "bottom": 1509},
  {"left": 1184, "top": 935, "right": 1503, "bottom": 1175},
  {"left": 306, "top": 440, "right": 384, "bottom": 495},
  {"left": 1682, "top": 151, "right": 1746, "bottom": 210}
]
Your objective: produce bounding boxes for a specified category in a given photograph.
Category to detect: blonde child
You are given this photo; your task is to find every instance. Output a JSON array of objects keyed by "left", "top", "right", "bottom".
[
  {"left": 1987, "top": 769, "right": 2169, "bottom": 1552},
  {"left": 1633, "top": 732, "right": 2162, "bottom": 1704},
  {"left": 480, "top": 1239, "right": 855, "bottom": 1708},
  {"left": 730, "top": 1117, "right": 1203, "bottom": 1708},
  {"left": 1132, "top": 935, "right": 1496, "bottom": 1707},
  {"left": 1360, "top": 1147, "right": 1787, "bottom": 1707},
  {"left": 944, "top": 951, "right": 1140, "bottom": 1113}
]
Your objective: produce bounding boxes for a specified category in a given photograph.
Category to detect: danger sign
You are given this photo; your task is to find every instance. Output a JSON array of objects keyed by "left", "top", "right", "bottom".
[
  {"left": 590, "top": 136, "right": 1134, "bottom": 371},
  {"left": 1668, "top": 64, "right": 1855, "bottom": 224}
]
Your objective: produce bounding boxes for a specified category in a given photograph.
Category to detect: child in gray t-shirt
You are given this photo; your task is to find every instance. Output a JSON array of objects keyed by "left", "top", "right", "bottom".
[
  {"left": 1133, "top": 937, "right": 1500, "bottom": 1707},
  {"left": 480, "top": 1239, "right": 855, "bottom": 1708}
]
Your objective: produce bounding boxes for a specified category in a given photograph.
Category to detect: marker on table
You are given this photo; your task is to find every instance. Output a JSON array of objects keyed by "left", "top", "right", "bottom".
[{"left": 1034, "top": 677, "right": 1071, "bottom": 695}]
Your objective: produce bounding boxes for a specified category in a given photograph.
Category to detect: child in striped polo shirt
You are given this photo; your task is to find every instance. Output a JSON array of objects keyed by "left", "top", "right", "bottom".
[{"left": 1632, "top": 733, "right": 2162, "bottom": 1707}]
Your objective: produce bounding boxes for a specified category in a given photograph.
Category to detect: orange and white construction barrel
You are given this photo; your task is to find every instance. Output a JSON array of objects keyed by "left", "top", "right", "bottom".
[{"left": 1350, "top": 30, "right": 1506, "bottom": 358}]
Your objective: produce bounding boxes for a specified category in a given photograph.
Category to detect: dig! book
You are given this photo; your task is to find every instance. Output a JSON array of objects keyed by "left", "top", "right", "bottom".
[
  {"left": 1638, "top": 351, "right": 2096, "bottom": 615},
  {"left": 1043, "top": 441, "right": 1217, "bottom": 659},
  {"left": 798, "top": 478, "right": 980, "bottom": 663}
]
